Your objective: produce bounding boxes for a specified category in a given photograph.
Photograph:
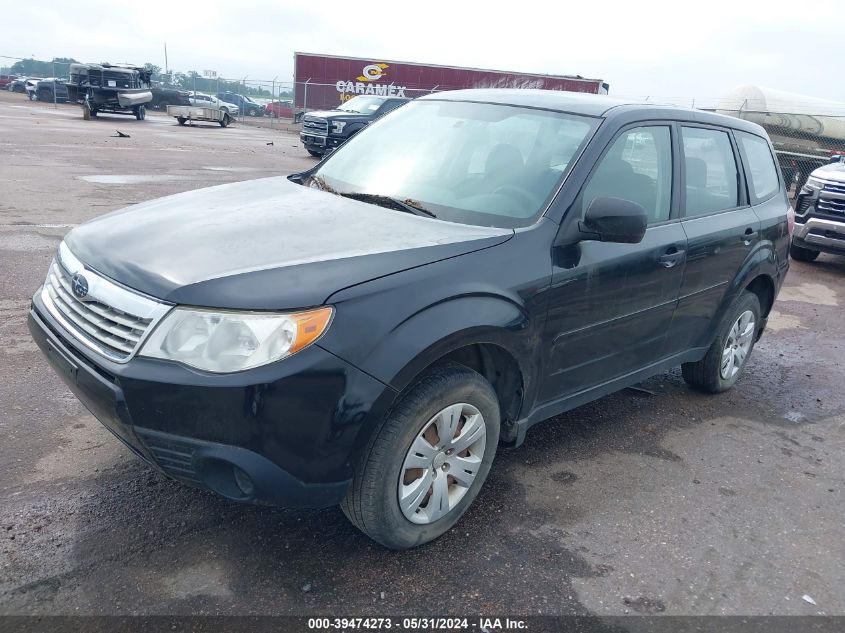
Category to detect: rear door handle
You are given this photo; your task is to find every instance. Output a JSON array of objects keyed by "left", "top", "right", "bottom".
[{"left": 658, "top": 247, "right": 686, "bottom": 268}]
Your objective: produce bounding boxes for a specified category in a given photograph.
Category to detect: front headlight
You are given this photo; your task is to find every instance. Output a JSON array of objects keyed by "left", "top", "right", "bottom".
[
  {"left": 802, "top": 177, "right": 824, "bottom": 194},
  {"left": 332, "top": 121, "right": 347, "bottom": 134},
  {"left": 140, "top": 306, "right": 333, "bottom": 373}
]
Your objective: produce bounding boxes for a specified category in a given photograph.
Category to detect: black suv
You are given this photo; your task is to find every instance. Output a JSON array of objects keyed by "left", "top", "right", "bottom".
[
  {"left": 35, "top": 79, "right": 69, "bottom": 102},
  {"left": 29, "top": 89, "right": 789, "bottom": 549},
  {"left": 300, "top": 95, "right": 408, "bottom": 156},
  {"left": 149, "top": 86, "right": 192, "bottom": 111}
]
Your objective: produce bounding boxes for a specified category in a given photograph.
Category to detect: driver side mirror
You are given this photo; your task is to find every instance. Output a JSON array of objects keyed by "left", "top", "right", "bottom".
[{"left": 579, "top": 196, "right": 647, "bottom": 244}]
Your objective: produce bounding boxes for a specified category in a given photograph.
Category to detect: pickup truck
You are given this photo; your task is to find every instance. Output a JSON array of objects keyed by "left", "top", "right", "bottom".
[
  {"left": 791, "top": 156, "right": 845, "bottom": 261},
  {"left": 300, "top": 95, "right": 408, "bottom": 157}
]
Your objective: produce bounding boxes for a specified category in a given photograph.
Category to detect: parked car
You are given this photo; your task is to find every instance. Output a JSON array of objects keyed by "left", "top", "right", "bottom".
[
  {"left": 8, "top": 77, "right": 29, "bottom": 93},
  {"left": 0, "top": 74, "right": 17, "bottom": 89},
  {"left": 149, "top": 87, "right": 192, "bottom": 111},
  {"left": 28, "top": 89, "right": 790, "bottom": 550},
  {"left": 265, "top": 99, "right": 301, "bottom": 121},
  {"left": 300, "top": 95, "right": 408, "bottom": 156},
  {"left": 25, "top": 78, "right": 43, "bottom": 100},
  {"left": 216, "top": 92, "right": 264, "bottom": 116},
  {"left": 188, "top": 92, "right": 239, "bottom": 115},
  {"left": 790, "top": 156, "right": 845, "bottom": 261},
  {"left": 35, "top": 78, "right": 69, "bottom": 103}
]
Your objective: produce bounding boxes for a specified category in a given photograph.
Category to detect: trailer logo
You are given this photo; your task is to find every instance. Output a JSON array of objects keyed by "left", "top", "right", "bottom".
[
  {"left": 336, "top": 62, "right": 407, "bottom": 101},
  {"left": 357, "top": 63, "right": 388, "bottom": 82}
]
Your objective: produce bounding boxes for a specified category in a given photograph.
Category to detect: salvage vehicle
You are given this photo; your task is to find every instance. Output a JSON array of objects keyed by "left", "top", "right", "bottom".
[
  {"left": 790, "top": 156, "right": 845, "bottom": 261},
  {"left": 265, "top": 99, "right": 301, "bottom": 121},
  {"left": 166, "top": 104, "right": 232, "bottom": 127},
  {"left": 65, "top": 62, "right": 153, "bottom": 120},
  {"left": 35, "top": 78, "right": 69, "bottom": 103},
  {"left": 188, "top": 92, "right": 239, "bottom": 115},
  {"left": 28, "top": 89, "right": 790, "bottom": 549},
  {"left": 149, "top": 86, "right": 192, "bottom": 111},
  {"left": 24, "top": 78, "right": 42, "bottom": 100},
  {"left": 300, "top": 94, "right": 408, "bottom": 156},
  {"left": 216, "top": 91, "right": 264, "bottom": 117}
]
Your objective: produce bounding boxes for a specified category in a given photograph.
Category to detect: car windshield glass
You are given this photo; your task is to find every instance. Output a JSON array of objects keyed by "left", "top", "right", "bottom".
[
  {"left": 310, "top": 100, "right": 599, "bottom": 228},
  {"left": 338, "top": 96, "right": 386, "bottom": 113}
]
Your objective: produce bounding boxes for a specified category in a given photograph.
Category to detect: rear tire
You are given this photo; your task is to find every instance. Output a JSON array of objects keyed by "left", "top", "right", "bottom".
[
  {"left": 341, "top": 363, "right": 500, "bottom": 550},
  {"left": 134, "top": 105, "right": 146, "bottom": 120},
  {"left": 790, "top": 240, "right": 820, "bottom": 262},
  {"left": 682, "top": 292, "right": 761, "bottom": 394},
  {"left": 177, "top": 116, "right": 186, "bottom": 126}
]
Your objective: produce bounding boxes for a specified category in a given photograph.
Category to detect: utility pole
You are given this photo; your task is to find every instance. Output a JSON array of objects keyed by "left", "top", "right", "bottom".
[{"left": 164, "top": 43, "right": 169, "bottom": 75}]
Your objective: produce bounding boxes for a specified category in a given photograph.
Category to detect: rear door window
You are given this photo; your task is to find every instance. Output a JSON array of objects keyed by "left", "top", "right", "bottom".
[
  {"left": 681, "top": 127, "right": 740, "bottom": 216},
  {"left": 736, "top": 131, "right": 780, "bottom": 201}
]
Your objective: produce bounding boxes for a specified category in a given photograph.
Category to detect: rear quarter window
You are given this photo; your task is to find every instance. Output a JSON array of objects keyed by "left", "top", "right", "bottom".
[{"left": 736, "top": 131, "right": 780, "bottom": 202}]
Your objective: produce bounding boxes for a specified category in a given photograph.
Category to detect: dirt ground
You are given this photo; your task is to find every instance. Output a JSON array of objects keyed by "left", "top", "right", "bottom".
[{"left": 1, "top": 90, "right": 843, "bottom": 617}]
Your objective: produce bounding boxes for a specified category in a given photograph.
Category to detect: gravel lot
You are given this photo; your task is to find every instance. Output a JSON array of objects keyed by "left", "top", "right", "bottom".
[{"left": 1, "top": 90, "right": 843, "bottom": 618}]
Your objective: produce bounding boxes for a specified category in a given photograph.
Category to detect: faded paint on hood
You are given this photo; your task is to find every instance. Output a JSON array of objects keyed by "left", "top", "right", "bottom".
[{"left": 65, "top": 177, "right": 512, "bottom": 310}]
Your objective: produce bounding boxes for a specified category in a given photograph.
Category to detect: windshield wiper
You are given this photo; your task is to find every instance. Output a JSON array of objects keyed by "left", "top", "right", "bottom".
[{"left": 336, "top": 192, "right": 437, "bottom": 218}]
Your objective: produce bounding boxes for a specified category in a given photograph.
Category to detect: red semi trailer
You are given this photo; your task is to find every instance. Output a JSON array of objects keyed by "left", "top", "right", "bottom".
[{"left": 294, "top": 52, "right": 608, "bottom": 112}]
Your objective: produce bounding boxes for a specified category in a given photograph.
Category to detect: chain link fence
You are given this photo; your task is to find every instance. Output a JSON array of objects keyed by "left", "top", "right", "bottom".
[{"left": 4, "top": 53, "right": 845, "bottom": 183}]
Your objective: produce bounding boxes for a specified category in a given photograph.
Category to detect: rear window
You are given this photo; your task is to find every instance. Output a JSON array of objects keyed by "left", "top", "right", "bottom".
[
  {"left": 681, "top": 127, "right": 740, "bottom": 216},
  {"left": 736, "top": 131, "right": 780, "bottom": 201}
]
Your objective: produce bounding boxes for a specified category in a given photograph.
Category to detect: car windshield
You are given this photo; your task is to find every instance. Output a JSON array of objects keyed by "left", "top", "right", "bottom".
[
  {"left": 338, "top": 96, "right": 387, "bottom": 113},
  {"left": 310, "top": 100, "right": 599, "bottom": 228}
]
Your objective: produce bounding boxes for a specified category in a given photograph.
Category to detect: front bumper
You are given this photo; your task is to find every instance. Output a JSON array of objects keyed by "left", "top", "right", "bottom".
[
  {"left": 300, "top": 132, "right": 345, "bottom": 153},
  {"left": 793, "top": 216, "right": 845, "bottom": 255},
  {"left": 28, "top": 292, "right": 396, "bottom": 508}
]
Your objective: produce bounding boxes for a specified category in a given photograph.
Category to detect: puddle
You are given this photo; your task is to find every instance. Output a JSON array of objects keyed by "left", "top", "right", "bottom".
[
  {"left": 202, "top": 166, "right": 259, "bottom": 172},
  {"left": 766, "top": 310, "right": 806, "bottom": 333},
  {"left": 777, "top": 283, "right": 839, "bottom": 306},
  {"left": 78, "top": 175, "right": 185, "bottom": 184}
]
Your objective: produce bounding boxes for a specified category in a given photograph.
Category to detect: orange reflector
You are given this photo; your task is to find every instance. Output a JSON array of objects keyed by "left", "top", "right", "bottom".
[{"left": 290, "top": 306, "right": 334, "bottom": 354}]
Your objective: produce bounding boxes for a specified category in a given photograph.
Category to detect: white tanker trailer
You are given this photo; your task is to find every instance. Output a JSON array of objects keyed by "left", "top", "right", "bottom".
[{"left": 717, "top": 86, "right": 845, "bottom": 191}]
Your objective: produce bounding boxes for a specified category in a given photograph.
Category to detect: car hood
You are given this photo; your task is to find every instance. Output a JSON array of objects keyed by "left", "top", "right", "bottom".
[
  {"left": 65, "top": 177, "right": 512, "bottom": 310},
  {"left": 813, "top": 161, "right": 845, "bottom": 183},
  {"left": 305, "top": 109, "right": 370, "bottom": 121}
]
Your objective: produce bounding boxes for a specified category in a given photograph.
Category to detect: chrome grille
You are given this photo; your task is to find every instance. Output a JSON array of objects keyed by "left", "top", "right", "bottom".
[
  {"left": 41, "top": 242, "right": 172, "bottom": 362},
  {"left": 302, "top": 115, "right": 328, "bottom": 135},
  {"left": 817, "top": 196, "right": 845, "bottom": 215},
  {"left": 822, "top": 181, "right": 845, "bottom": 195}
]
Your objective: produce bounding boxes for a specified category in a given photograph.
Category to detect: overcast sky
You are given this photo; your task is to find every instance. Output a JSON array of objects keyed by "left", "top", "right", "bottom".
[{"left": 1, "top": 0, "right": 841, "bottom": 106}]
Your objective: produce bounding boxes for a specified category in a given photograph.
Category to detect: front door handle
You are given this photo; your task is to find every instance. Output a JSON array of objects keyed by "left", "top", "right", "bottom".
[
  {"left": 742, "top": 227, "right": 755, "bottom": 245},
  {"left": 658, "top": 248, "right": 686, "bottom": 268}
]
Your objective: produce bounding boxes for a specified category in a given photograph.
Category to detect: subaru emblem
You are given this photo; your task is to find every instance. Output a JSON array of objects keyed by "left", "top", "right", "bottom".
[{"left": 70, "top": 272, "right": 89, "bottom": 299}]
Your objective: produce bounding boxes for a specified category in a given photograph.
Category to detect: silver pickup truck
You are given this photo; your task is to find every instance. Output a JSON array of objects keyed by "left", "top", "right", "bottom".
[{"left": 791, "top": 157, "right": 845, "bottom": 261}]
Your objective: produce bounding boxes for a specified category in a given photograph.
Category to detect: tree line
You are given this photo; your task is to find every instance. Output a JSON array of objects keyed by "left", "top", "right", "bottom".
[{"left": 5, "top": 58, "right": 292, "bottom": 99}]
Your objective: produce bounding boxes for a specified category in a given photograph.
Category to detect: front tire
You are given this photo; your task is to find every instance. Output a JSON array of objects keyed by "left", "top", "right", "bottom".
[
  {"left": 790, "top": 239, "right": 820, "bottom": 262},
  {"left": 682, "top": 292, "right": 761, "bottom": 393},
  {"left": 342, "top": 363, "right": 500, "bottom": 549}
]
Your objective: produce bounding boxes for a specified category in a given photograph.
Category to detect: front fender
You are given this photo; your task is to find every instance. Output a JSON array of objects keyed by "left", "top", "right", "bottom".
[{"left": 365, "top": 295, "right": 533, "bottom": 393}]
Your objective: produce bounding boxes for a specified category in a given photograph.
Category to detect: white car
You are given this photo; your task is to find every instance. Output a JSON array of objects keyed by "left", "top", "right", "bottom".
[
  {"left": 188, "top": 93, "right": 239, "bottom": 115},
  {"left": 25, "top": 78, "right": 44, "bottom": 100}
]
